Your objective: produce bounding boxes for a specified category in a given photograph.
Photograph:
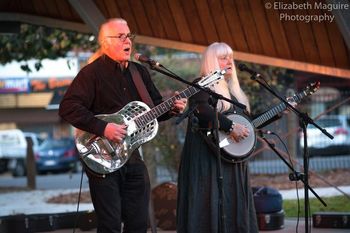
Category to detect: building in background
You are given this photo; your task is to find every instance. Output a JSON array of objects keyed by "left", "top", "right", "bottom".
[{"left": 0, "top": 55, "right": 89, "bottom": 138}]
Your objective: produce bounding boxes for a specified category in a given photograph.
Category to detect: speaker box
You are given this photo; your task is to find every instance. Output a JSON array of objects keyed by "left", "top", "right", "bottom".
[
  {"left": 27, "top": 214, "right": 56, "bottom": 232},
  {"left": 0, "top": 214, "right": 55, "bottom": 233},
  {"left": 313, "top": 212, "right": 350, "bottom": 228},
  {"left": 0, "top": 211, "right": 97, "bottom": 233},
  {"left": 53, "top": 212, "right": 76, "bottom": 229},
  {"left": 0, "top": 214, "right": 29, "bottom": 233},
  {"left": 78, "top": 211, "right": 97, "bottom": 231},
  {"left": 256, "top": 210, "right": 285, "bottom": 231},
  {"left": 54, "top": 211, "right": 97, "bottom": 231}
]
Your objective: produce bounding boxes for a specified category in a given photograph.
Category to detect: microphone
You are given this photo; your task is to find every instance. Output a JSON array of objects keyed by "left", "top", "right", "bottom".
[
  {"left": 134, "top": 53, "right": 161, "bottom": 67},
  {"left": 238, "top": 64, "right": 261, "bottom": 79}
]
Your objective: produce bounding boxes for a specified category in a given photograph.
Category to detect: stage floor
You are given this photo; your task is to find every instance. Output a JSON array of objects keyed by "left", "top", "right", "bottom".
[{"left": 39, "top": 218, "right": 349, "bottom": 233}]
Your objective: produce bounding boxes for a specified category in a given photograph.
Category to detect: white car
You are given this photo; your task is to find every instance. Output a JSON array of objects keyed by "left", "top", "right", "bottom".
[
  {"left": 0, "top": 129, "right": 27, "bottom": 173},
  {"left": 300, "top": 115, "right": 350, "bottom": 156},
  {"left": 9, "top": 132, "right": 44, "bottom": 177}
]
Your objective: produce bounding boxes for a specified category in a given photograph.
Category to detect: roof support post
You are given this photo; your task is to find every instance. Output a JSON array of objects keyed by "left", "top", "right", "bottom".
[{"left": 68, "top": 0, "right": 105, "bottom": 36}]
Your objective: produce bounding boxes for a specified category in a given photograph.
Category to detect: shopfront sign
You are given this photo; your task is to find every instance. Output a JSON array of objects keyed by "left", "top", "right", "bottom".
[{"left": 0, "top": 78, "right": 30, "bottom": 93}]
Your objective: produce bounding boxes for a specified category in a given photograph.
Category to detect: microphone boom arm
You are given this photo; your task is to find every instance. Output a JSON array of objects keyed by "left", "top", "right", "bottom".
[{"left": 134, "top": 54, "right": 247, "bottom": 110}]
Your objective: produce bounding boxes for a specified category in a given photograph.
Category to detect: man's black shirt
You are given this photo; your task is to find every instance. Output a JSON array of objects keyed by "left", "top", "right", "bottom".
[{"left": 59, "top": 55, "right": 169, "bottom": 137}]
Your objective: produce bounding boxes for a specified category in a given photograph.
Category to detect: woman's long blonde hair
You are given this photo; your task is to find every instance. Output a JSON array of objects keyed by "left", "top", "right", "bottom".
[
  {"left": 87, "top": 18, "right": 128, "bottom": 64},
  {"left": 200, "top": 42, "right": 250, "bottom": 113}
]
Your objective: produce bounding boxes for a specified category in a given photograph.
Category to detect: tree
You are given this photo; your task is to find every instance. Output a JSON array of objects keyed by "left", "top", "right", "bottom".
[{"left": 0, "top": 23, "right": 97, "bottom": 72}]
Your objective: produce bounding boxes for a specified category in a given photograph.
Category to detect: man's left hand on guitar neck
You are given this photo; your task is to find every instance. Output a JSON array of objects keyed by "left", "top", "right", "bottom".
[{"left": 170, "top": 91, "right": 187, "bottom": 115}]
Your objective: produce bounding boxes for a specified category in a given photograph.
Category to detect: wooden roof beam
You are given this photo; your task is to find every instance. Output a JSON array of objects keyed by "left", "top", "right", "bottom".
[
  {"left": 0, "top": 13, "right": 349, "bottom": 79},
  {"left": 0, "top": 12, "right": 89, "bottom": 33},
  {"left": 135, "top": 35, "right": 350, "bottom": 79}
]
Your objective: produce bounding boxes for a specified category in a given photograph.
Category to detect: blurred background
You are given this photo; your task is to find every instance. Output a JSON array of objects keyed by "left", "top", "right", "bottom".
[
  {"left": 0, "top": 0, "right": 349, "bottom": 195},
  {"left": 0, "top": 2, "right": 350, "bottom": 231},
  {"left": 0, "top": 23, "right": 349, "bottom": 184}
]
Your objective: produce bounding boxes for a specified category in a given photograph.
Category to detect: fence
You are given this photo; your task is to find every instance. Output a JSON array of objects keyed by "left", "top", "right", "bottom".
[
  {"left": 155, "top": 84, "right": 350, "bottom": 182},
  {"left": 247, "top": 84, "right": 350, "bottom": 173},
  {"left": 249, "top": 155, "right": 350, "bottom": 174}
]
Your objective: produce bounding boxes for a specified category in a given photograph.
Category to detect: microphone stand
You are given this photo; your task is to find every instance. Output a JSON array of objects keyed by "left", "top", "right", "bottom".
[
  {"left": 258, "top": 130, "right": 328, "bottom": 203},
  {"left": 249, "top": 73, "right": 331, "bottom": 233},
  {"left": 145, "top": 62, "right": 246, "bottom": 233},
  {"left": 208, "top": 95, "right": 226, "bottom": 233}
]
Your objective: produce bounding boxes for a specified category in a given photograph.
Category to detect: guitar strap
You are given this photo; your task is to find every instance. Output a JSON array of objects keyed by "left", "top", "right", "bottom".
[
  {"left": 129, "top": 62, "right": 155, "bottom": 107},
  {"left": 128, "top": 63, "right": 158, "bottom": 233}
]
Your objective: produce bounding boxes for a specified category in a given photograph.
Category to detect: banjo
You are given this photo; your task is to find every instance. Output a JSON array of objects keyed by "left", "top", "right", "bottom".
[
  {"left": 218, "top": 82, "right": 320, "bottom": 162},
  {"left": 75, "top": 69, "right": 225, "bottom": 175}
]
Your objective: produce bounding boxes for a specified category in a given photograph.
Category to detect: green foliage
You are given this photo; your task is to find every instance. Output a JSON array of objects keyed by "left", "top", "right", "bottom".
[
  {"left": 0, "top": 24, "right": 97, "bottom": 72},
  {"left": 135, "top": 45, "right": 200, "bottom": 180},
  {"left": 142, "top": 118, "right": 185, "bottom": 181},
  {"left": 134, "top": 44, "right": 201, "bottom": 90},
  {"left": 237, "top": 62, "right": 295, "bottom": 115},
  {"left": 283, "top": 196, "right": 350, "bottom": 217}
]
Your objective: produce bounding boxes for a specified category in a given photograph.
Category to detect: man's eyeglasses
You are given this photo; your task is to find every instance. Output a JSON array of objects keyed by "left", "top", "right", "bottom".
[{"left": 106, "top": 33, "right": 136, "bottom": 42}]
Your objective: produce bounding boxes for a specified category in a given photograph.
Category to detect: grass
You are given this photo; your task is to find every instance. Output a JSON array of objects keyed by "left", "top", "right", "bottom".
[{"left": 283, "top": 195, "right": 350, "bottom": 217}]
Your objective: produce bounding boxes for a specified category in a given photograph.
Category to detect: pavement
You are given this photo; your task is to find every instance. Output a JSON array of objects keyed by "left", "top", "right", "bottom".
[
  {"left": 0, "top": 188, "right": 93, "bottom": 217},
  {"left": 0, "top": 175, "right": 350, "bottom": 232},
  {"left": 39, "top": 218, "right": 350, "bottom": 233},
  {"left": 1, "top": 186, "right": 350, "bottom": 217}
]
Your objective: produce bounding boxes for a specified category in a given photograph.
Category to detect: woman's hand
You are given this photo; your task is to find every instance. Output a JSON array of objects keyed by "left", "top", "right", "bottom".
[
  {"left": 104, "top": 123, "right": 127, "bottom": 143},
  {"left": 229, "top": 123, "right": 250, "bottom": 143}
]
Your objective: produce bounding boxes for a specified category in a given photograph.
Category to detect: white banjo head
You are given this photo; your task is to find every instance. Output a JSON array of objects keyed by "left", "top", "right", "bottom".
[{"left": 219, "top": 114, "right": 257, "bottom": 160}]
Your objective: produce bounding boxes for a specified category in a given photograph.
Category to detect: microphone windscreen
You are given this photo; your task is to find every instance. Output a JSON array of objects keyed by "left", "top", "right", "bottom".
[
  {"left": 134, "top": 53, "right": 149, "bottom": 63},
  {"left": 238, "top": 63, "right": 247, "bottom": 71},
  {"left": 134, "top": 53, "right": 141, "bottom": 61}
]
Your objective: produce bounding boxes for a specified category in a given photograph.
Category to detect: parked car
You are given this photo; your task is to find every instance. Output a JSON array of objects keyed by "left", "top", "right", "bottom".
[
  {"left": 300, "top": 115, "right": 350, "bottom": 156},
  {"left": 9, "top": 132, "right": 44, "bottom": 177},
  {"left": 0, "top": 129, "right": 27, "bottom": 174},
  {"left": 24, "top": 132, "right": 44, "bottom": 152},
  {"left": 35, "top": 137, "right": 79, "bottom": 174}
]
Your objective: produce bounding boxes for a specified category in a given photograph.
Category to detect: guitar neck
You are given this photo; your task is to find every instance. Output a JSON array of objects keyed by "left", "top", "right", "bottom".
[
  {"left": 135, "top": 85, "right": 199, "bottom": 126},
  {"left": 252, "top": 102, "right": 287, "bottom": 128}
]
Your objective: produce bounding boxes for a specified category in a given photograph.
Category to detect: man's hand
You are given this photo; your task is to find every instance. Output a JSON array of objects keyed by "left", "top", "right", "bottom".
[
  {"left": 171, "top": 91, "right": 187, "bottom": 115},
  {"left": 104, "top": 123, "right": 127, "bottom": 143}
]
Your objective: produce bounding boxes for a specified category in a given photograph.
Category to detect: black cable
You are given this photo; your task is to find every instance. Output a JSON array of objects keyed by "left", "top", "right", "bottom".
[
  {"left": 309, "top": 202, "right": 312, "bottom": 233},
  {"left": 295, "top": 180, "right": 300, "bottom": 233},
  {"left": 72, "top": 165, "right": 84, "bottom": 233},
  {"left": 266, "top": 131, "right": 301, "bottom": 233}
]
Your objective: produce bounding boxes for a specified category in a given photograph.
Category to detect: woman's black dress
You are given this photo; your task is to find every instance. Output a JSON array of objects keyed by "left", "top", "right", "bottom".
[{"left": 176, "top": 90, "right": 259, "bottom": 233}]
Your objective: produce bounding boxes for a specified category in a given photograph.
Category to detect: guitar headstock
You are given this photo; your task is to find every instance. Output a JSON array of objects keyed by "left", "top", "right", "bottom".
[
  {"left": 288, "top": 81, "right": 320, "bottom": 104},
  {"left": 197, "top": 69, "right": 225, "bottom": 88},
  {"left": 303, "top": 81, "right": 320, "bottom": 96}
]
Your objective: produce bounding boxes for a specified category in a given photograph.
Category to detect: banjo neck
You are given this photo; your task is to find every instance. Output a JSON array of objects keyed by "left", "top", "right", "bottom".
[
  {"left": 252, "top": 81, "right": 320, "bottom": 128},
  {"left": 252, "top": 102, "right": 287, "bottom": 128}
]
